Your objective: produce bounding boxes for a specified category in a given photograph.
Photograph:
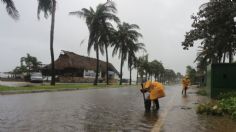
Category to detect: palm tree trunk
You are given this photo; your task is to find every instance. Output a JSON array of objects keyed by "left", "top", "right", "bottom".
[
  {"left": 129, "top": 65, "right": 132, "bottom": 85},
  {"left": 105, "top": 44, "right": 109, "bottom": 85},
  {"left": 141, "top": 75, "right": 143, "bottom": 84},
  {"left": 136, "top": 69, "right": 138, "bottom": 85},
  {"left": 94, "top": 45, "right": 99, "bottom": 85},
  {"left": 223, "top": 52, "right": 226, "bottom": 63},
  {"left": 218, "top": 54, "right": 222, "bottom": 63},
  {"left": 145, "top": 72, "right": 148, "bottom": 81},
  {"left": 50, "top": 0, "right": 56, "bottom": 86},
  {"left": 229, "top": 48, "right": 233, "bottom": 63},
  {"left": 101, "top": 19, "right": 110, "bottom": 85},
  {"left": 160, "top": 74, "right": 162, "bottom": 83},
  {"left": 119, "top": 52, "right": 123, "bottom": 85}
]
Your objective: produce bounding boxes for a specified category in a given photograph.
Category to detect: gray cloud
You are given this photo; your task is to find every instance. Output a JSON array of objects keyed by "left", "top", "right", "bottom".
[{"left": 0, "top": 0, "right": 208, "bottom": 79}]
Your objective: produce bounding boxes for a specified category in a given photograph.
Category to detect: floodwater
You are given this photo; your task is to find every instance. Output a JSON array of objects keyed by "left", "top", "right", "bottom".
[
  {"left": 0, "top": 85, "right": 235, "bottom": 132},
  {"left": 159, "top": 87, "right": 236, "bottom": 132}
]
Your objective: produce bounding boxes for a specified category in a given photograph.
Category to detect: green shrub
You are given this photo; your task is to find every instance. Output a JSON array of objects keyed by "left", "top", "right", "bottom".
[
  {"left": 197, "top": 102, "right": 223, "bottom": 116},
  {"left": 219, "top": 97, "right": 236, "bottom": 118},
  {"left": 231, "top": 111, "right": 236, "bottom": 120},
  {"left": 218, "top": 92, "right": 236, "bottom": 99},
  {"left": 197, "top": 95, "right": 236, "bottom": 120}
]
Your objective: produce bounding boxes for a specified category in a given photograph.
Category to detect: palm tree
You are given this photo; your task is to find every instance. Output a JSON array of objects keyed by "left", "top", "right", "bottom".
[
  {"left": 97, "top": 2, "right": 119, "bottom": 85},
  {"left": 127, "top": 42, "right": 146, "bottom": 85},
  {"left": 98, "top": 22, "right": 118, "bottom": 85},
  {"left": 1, "top": 0, "right": 19, "bottom": 19},
  {"left": 70, "top": 2, "right": 119, "bottom": 85},
  {"left": 163, "top": 69, "right": 176, "bottom": 84},
  {"left": 149, "top": 60, "right": 164, "bottom": 81},
  {"left": 142, "top": 54, "right": 149, "bottom": 81},
  {"left": 37, "top": 0, "right": 56, "bottom": 85},
  {"left": 112, "top": 22, "right": 142, "bottom": 85},
  {"left": 128, "top": 53, "right": 136, "bottom": 85},
  {"left": 135, "top": 54, "right": 148, "bottom": 84}
]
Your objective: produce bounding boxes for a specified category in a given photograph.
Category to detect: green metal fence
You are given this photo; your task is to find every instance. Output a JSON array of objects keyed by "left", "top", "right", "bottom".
[{"left": 207, "top": 64, "right": 236, "bottom": 98}]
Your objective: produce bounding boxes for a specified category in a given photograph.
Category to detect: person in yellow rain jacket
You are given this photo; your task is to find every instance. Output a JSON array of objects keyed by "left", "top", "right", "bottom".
[
  {"left": 182, "top": 76, "right": 191, "bottom": 96},
  {"left": 140, "top": 80, "right": 165, "bottom": 111}
]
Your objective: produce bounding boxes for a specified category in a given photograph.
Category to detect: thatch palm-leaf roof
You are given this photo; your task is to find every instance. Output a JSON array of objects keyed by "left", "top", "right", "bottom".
[{"left": 44, "top": 50, "right": 119, "bottom": 74}]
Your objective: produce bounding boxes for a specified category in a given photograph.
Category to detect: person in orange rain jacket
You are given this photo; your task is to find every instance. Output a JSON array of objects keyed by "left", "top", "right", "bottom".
[
  {"left": 140, "top": 80, "right": 165, "bottom": 111},
  {"left": 182, "top": 76, "right": 191, "bottom": 96}
]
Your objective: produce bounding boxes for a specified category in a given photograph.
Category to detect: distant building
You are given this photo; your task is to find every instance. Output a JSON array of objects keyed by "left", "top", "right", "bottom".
[
  {"left": 0, "top": 72, "right": 23, "bottom": 81},
  {"left": 42, "top": 50, "right": 119, "bottom": 83},
  {"left": 0, "top": 72, "right": 10, "bottom": 78}
]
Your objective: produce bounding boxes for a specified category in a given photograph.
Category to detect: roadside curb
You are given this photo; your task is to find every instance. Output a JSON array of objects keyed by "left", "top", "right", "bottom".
[{"left": 0, "top": 85, "right": 137, "bottom": 95}]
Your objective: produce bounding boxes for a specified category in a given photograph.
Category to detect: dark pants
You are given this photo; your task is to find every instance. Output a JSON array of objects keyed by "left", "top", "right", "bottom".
[
  {"left": 182, "top": 87, "right": 187, "bottom": 95},
  {"left": 145, "top": 99, "right": 159, "bottom": 112}
]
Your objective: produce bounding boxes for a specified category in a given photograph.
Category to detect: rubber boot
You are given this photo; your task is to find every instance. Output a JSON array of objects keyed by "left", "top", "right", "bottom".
[
  {"left": 153, "top": 99, "right": 160, "bottom": 110},
  {"left": 183, "top": 87, "right": 187, "bottom": 96},
  {"left": 145, "top": 99, "right": 151, "bottom": 112}
]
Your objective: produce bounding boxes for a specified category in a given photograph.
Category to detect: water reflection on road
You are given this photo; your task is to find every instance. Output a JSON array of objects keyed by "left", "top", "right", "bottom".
[
  {"left": 0, "top": 86, "right": 158, "bottom": 131},
  {"left": 159, "top": 86, "right": 236, "bottom": 132},
  {"left": 0, "top": 85, "right": 235, "bottom": 132}
]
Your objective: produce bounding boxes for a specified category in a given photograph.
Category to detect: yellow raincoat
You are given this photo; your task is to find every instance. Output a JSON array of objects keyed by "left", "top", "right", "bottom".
[
  {"left": 182, "top": 77, "right": 191, "bottom": 89},
  {"left": 143, "top": 81, "right": 165, "bottom": 100}
]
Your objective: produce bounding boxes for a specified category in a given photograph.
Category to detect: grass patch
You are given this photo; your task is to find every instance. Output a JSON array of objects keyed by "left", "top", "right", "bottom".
[
  {"left": 0, "top": 83, "right": 134, "bottom": 94},
  {"left": 218, "top": 92, "right": 236, "bottom": 99}
]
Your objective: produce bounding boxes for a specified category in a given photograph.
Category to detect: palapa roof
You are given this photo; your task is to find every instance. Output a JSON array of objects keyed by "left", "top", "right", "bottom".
[{"left": 44, "top": 50, "right": 119, "bottom": 74}]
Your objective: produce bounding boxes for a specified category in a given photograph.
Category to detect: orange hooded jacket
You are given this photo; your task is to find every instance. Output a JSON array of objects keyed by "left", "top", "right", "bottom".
[{"left": 143, "top": 81, "right": 165, "bottom": 100}]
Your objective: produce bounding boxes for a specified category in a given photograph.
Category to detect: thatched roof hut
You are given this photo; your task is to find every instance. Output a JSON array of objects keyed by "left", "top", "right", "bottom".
[{"left": 42, "top": 50, "right": 119, "bottom": 76}]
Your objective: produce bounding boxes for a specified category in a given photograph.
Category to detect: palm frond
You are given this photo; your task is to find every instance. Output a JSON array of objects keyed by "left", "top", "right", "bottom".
[
  {"left": 37, "top": 0, "right": 53, "bottom": 19},
  {"left": 70, "top": 2, "right": 120, "bottom": 57},
  {"left": 69, "top": 11, "right": 84, "bottom": 17},
  {"left": 1, "top": 0, "right": 19, "bottom": 19}
]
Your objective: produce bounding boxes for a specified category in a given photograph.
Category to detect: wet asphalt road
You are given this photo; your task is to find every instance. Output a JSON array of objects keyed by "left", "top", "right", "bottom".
[{"left": 0, "top": 84, "right": 235, "bottom": 132}]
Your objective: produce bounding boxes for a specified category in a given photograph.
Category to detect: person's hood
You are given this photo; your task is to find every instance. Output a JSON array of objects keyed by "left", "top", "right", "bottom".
[{"left": 143, "top": 80, "right": 152, "bottom": 88}]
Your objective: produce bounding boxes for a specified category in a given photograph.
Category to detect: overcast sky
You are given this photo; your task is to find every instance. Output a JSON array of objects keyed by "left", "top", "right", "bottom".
[{"left": 0, "top": 0, "right": 208, "bottom": 78}]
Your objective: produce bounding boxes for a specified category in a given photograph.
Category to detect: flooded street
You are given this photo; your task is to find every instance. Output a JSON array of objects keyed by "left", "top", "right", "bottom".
[
  {"left": 0, "top": 85, "right": 235, "bottom": 132},
  {"left": 159, "top": 87, "right": 236, "bottom": 132}
]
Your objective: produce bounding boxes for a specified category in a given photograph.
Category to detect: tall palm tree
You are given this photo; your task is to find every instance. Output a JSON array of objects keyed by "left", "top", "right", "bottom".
[
  {"left": 37, "top": 0, "right": 56, "bottom": 85},
  {"left": 70, "top": 2, "right": 119, "bottom": 85},
  {"left": 128, "top": 52, "right": 136, "bottom": 85},
  {"left": 98, "top": 22, "right": 117, "bottom": 85},
  {"left": 112, "top": 22, "right": 142, "bottom": 85},
  {"left": 97, "top": 1, "right": 119, "bottom": 85},
  {"left": 127, "top": 42, "right": 146, "bottom": 85},
  {"left": 1, "top": 0, "right": 19, "bottom": 19}
]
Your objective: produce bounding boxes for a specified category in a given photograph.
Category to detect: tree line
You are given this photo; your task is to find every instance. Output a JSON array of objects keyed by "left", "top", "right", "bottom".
[
  {"left": 182, "top": 0, "right": 236, "bottom": 74},
  {"left": 136, "top": 55, "right": 182, "bottom": 84},
  {"left": 3, "top": 0, "right": 181, "bottom": 85}
]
